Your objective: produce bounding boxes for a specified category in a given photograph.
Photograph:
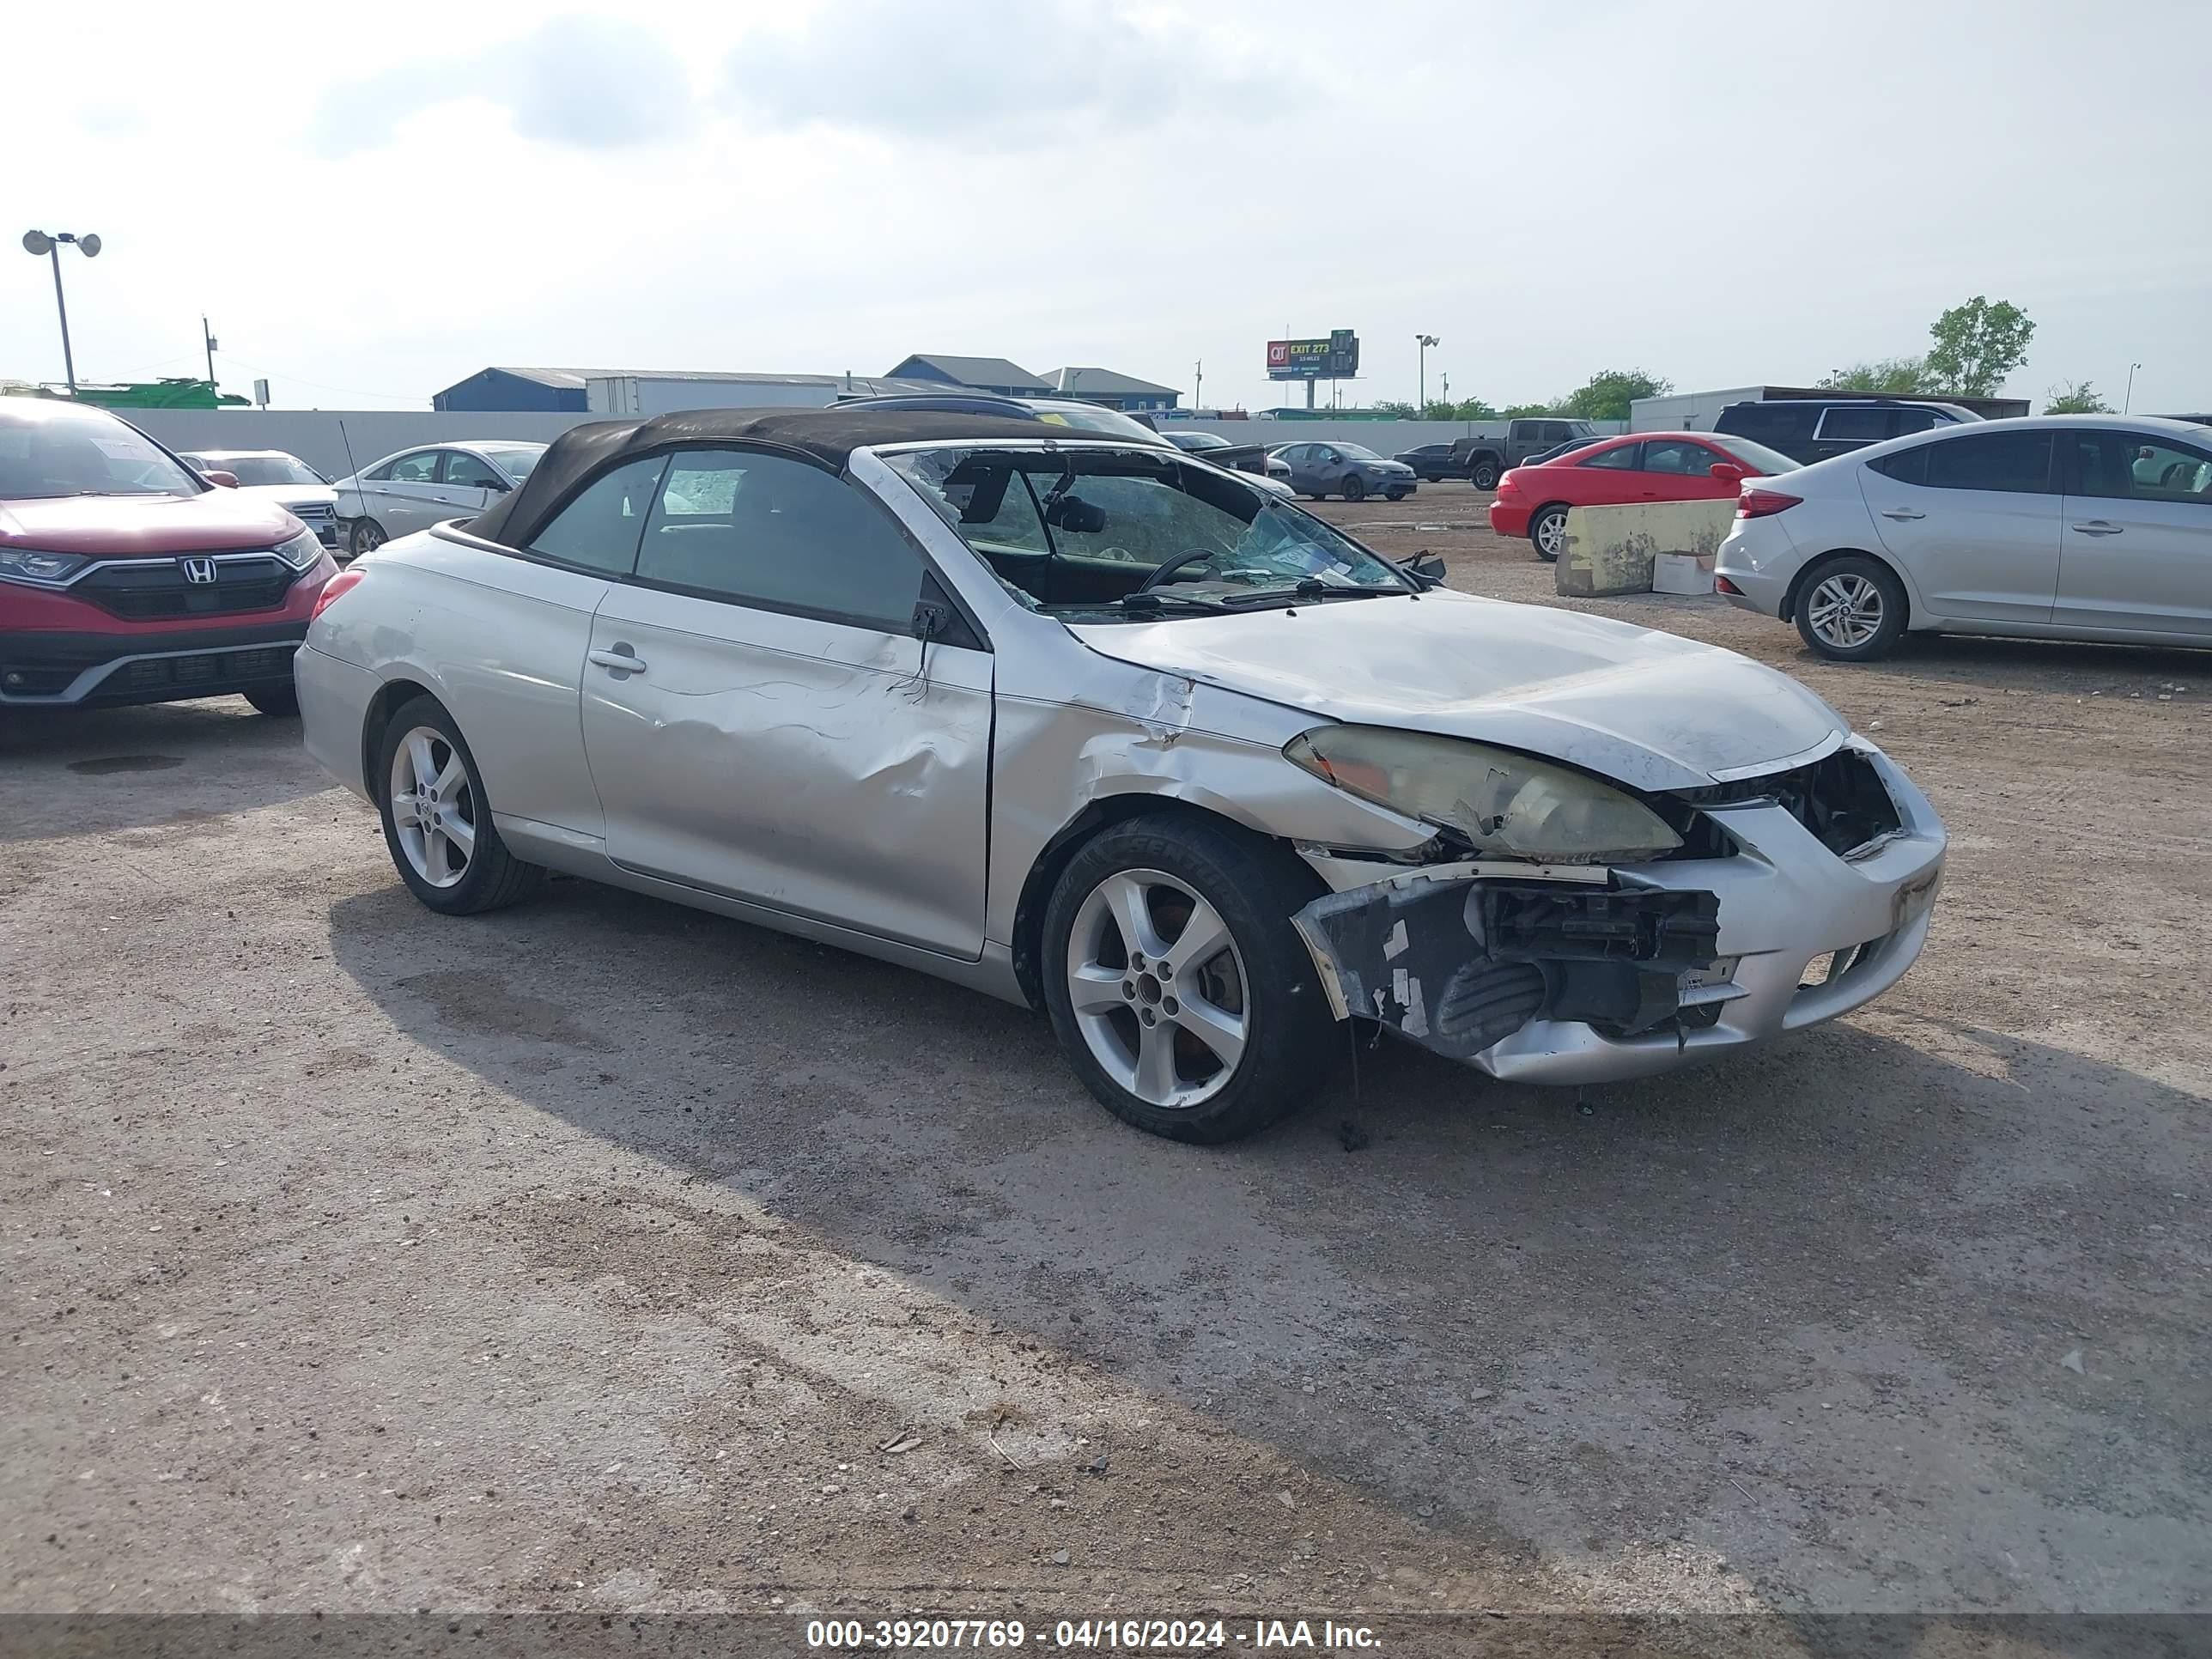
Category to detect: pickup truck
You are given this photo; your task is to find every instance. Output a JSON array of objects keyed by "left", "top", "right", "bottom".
[{"left": 1451, "top": 417, "right": 1599, "bottom": 490}]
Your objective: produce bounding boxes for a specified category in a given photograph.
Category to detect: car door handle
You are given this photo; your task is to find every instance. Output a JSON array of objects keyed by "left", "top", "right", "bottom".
[
  {"left": 2070, "top": 520, "right": 2124, "bottom": 536},
  {"left": 588, "top": 647, "right": 647, "bottom": 675},
  {"left": 1881, "top": 507, "right": 1926, "bottom": 521}
]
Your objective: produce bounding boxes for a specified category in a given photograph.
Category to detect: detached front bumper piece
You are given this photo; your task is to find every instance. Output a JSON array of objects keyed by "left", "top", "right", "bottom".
[{"left": 1291, "top": 742, "right": 1946, "bottom": 1086}]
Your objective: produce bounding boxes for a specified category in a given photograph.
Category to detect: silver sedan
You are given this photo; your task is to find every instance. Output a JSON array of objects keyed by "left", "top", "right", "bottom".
[
  {"left": 1717, "top": 414, "right": 2212, "bottom": 660},
  {"left": 297, "top": 407, "right": 1945, "bottom": 1143}
]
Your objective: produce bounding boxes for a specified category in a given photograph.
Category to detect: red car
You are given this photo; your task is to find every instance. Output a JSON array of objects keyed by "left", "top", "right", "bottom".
[
  {"left": 1, "top": 398, "right": 337, "bottom": 714},
  {"left": 1488, "top": 430, "right": 1801, "bottom": 562}
]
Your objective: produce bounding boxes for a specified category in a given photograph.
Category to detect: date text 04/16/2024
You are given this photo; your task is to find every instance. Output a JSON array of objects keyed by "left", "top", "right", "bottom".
[{"left": 805, "top": 1618, "right": 1381, "bottom": 1649}]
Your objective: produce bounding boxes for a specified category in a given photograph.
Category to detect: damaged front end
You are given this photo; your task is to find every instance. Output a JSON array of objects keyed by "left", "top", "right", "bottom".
[{"left": 1292, "top": 866, "right": 1725, "bottom": 1067}]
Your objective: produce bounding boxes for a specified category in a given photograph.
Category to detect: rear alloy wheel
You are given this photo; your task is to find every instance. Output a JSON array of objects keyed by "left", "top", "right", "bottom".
[
  {"left": 1471, "top": 459, "right": 1500, "bottom": 490},
  {"left": 1796, "top": 556, "right": 1906, "bottom": 662},
  {"left": 1340, "top": 474, "right": 1366, "bottom": 503},
  {"left": 349, "top": 518, "right": 386, "bottom": 559},
  {"left": 1042, "top": 816, "right": 1337, "bottom": 1144},
  {"left": 375, "top": 695, "right": 544, "bottom": 915},
  {"left": 1530, "top": 504, "right": 1569, "bottom": 562}
]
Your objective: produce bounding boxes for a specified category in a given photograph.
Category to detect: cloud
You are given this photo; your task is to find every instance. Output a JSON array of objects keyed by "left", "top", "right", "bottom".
[
  {"left": 309, "top": 14, "right": 696, "bottom": 156},
  {"left": 722, "top": 0, "right": 1285, "bottom": 141}
]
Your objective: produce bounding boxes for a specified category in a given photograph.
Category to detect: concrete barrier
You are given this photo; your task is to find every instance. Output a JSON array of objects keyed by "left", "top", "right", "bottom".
[{"left": 1557, "top": 499, "right": 1735, "bottom": 598}]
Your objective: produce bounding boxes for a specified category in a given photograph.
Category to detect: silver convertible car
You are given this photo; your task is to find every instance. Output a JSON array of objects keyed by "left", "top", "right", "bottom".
[{"left": 297, "top": 407, "right": 1946, "bottom": 1142}]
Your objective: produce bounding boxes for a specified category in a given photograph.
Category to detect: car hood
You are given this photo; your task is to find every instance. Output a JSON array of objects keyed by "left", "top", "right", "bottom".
[
  {"left": 0, "top": 490, "right": 301, "bottom": 556},
  {"left": 235, "top": 483, "right": 337, "bottom": 508},
  {"left": 1071, "top": 589, "right": 1847, "bottom": 792}
]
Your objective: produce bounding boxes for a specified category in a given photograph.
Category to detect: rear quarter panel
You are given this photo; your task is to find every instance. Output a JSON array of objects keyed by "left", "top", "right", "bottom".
[{"left": 309, "top": 533, "right": 613, "bottom": 836}]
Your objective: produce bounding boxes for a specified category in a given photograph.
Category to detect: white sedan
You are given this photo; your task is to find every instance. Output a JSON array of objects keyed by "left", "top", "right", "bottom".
[
  {"left": 297, "top": 406, "right": 1944, "bottom": 1143},
  {"left": 1717, "top": 414, "right": 2212, "bottom": 660}
]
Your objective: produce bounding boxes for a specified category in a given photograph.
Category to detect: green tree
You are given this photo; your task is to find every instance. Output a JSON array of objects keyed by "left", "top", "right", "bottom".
[
  {"left": 1819, "top": 356, "right": 1929, "bottom": 393},
  {"left": 1369, "top": 399, "right": 1418, "bottom": 417},
  {"left": 1450, "top": 396, "right": 1499, "bottom": 421},
  {"left": 1923, "top": 295, "right": 2035, "bottom": 398},
  {"left": 1559, "top": 368, "right": 1671, "bottom": 422},
  {"left": 2042, "top": 380, "right": 2110, "bottom": 414},
  {"left": 1500, "top": 402, "right": 1558, "bottom": 420}
]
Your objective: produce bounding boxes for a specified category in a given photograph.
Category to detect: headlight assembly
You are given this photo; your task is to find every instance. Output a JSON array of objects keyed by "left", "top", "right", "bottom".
[
  {"left": 1285, "top": 726, "right": 1682, "bottom": 863},
  {"left": 272, "top": 528, "right": 324, "bottom": 570},
  {"left": 0, "top": 548, "right": 89, "bottom": 587}
]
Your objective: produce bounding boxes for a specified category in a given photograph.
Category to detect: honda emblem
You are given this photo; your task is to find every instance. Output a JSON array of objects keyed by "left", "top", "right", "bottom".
[{"left": 181, "top": 557, "right": 217, "bottom": 585}]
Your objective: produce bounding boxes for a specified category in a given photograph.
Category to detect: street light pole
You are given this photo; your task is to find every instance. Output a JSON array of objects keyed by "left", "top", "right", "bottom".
[
  {"left": 22, "top": 229, "right": 101, "bottom": 393},
  {"left": 2124, "top": 362, "right": 2142, "bottom": 413},
  {"left": 1415, "top": 334, "right": 1439, "bottom": 410},
  {"left": 204, "top": 316, "right": 219, "bottom": 393}
]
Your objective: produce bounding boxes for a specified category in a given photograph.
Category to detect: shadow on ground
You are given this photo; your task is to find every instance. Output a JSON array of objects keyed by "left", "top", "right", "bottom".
[{"left": 325, "top": 872, "right": 2210, "bottom": 1609}]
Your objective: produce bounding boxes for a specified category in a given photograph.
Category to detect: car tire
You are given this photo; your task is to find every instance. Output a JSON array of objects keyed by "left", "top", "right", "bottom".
[
  {"left": 374, "top": 694, "right": 545, "bottom": 915},
  {"left": 1471, "top": 459, "right": 1500, "bottom": 490},
  {"left": 1386, "top": 489, "right": 1410, "bottom": 501},
  {"left": 349, "top": 518, "right": 387, "bottom": 559},
  {"left": 1340, "top": 475, "right": 1366, "bottom": 503},
  {"left": 244, "top": 684, "right": 298, "bottom": 717},
  {"left": 1041, "top": 814, "right": 1338, "bottom": 1145},
  {"left": 1529, "top": 504, "right": 1569, "bottom": 562},
  {"left": 1794, "top": 555, "right": 1907, "bottom": 662}
]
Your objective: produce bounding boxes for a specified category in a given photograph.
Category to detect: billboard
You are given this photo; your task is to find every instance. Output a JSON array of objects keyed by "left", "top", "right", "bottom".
[{"left": 1266, "top": 330, "right": 1359, "bottom": 380}]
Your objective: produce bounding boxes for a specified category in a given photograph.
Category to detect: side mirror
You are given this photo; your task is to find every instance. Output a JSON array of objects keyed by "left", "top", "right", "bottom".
[
  {"left": 482, "top": 477, "right": 512, "bottom": 494},
  {"left": 1708, "top": 461, "right": 1747, "bottom": 483},
  {"left": 1406, "top": 551, "right": 1447, "bottom": 588},
  {"left": 204, "top": 470, "right": 240, "bottom": 488}
]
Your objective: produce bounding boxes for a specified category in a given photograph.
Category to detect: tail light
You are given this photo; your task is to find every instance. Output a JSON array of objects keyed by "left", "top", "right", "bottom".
[
  {"left": 1495, "top": 471, "right": 1520, "bottom": 496},
  {"left": 1737, "top": 488, "right": 1801, "bottom": 520},
  {"left": 310, "top": 566, "right": 364, "bottom": 621}
]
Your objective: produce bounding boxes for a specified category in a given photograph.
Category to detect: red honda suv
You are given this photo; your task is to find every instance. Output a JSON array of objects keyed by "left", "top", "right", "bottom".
[{"left": 1, "top": 398, "right": 336, "bottom": 714}]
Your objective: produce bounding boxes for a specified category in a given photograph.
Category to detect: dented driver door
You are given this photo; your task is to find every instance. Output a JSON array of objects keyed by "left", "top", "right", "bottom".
[{"left": 577, "top": 447, "right": 992, "bottom": 959}]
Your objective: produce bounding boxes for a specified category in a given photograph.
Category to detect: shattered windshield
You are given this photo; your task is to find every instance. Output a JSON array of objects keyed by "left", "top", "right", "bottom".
[{"left": 886, "top": 446, "right": 1414, "bottom": 619}]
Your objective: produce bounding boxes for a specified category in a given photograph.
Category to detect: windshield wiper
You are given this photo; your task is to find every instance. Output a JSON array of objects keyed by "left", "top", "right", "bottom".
[
  {"left": 1106, "top": 589, "right": 1231, "bottom": 615},
  {"left": 1218, "top": 580, "right": 1402, "bottom": 611}
]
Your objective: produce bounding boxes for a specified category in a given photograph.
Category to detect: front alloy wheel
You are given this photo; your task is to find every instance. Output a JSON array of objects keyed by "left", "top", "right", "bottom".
[
  {"left": 1041, "top": 815, "right": 1338, "bottom": 1143},
  {"left": 1066, "top": 869, "right": 1249, "bottom": 1111}
]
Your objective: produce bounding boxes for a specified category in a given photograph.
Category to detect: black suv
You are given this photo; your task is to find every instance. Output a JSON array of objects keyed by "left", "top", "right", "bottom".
[{"left": 1714, "top": 398, "right": 1979, "bottom": 465}]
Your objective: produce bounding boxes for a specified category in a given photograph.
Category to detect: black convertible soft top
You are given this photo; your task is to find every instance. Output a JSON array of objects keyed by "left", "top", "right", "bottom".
[{"left": 466, "top": 405, "right": 1069, "bottom": 549}]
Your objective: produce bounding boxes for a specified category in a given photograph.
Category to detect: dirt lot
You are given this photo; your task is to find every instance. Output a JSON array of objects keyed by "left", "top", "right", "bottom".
[{"left": 4, "top": 484, "right": 2209, "bottom": 1635}]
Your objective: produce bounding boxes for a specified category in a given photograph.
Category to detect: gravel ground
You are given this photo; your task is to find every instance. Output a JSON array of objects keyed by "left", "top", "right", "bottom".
[{"left": 4, "top": 482, "right": 2208, "bottom": 1632}]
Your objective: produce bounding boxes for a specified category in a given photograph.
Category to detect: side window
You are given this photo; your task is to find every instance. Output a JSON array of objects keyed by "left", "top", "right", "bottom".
[
  {"left": 1640, "top": 440, "right": 1713, "bottom": 476},
  {"left": 443, "top": 451, "right": 504, "bottom": 489},
  {"left": 526, "top": 454, "right": 668, "bottom": 575},
  {"left": 1922, "top": 432, "right": 2056, "bottom": 495},
  {"left": 635, "top": 449, "right": 924, "bottom": 630},
  {"left": 387, "top": 451, "right": 441, "bottom": 485},
  {"left": 1892, "top": 408, "right": 1939, "bottom": 435},
  {"left": 1719, "top": 405, "right": 1801, "bottom": 441},
  {"left": 2073, "top": 433, "right": 2212, "bottom": 504},
  {"left": 1578, "top": 443, "right": 1642, "bottom": 471},
  {"left": 365, "top": 459, "right": 396, "bottom": 482},
  {"left": 1868, "top": 444, "right": 1929, "bottom": 487},
  {"left": 1817, "top": 407, "right": 1893, "bottom": 442}
]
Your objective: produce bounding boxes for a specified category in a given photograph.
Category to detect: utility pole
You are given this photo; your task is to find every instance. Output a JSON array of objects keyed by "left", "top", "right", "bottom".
[
  {"left": 1441, "top": 371, "right": 1450, "bottom": 408},
  {"left": 203, "top": 316, "right": 218, "bottom": 394},
  {"left": 1194, "top": 360, "right": 1203, "bottom": 410},
  {"left": 1415, "top": 333, "right": 1439, "bottom": 410}
]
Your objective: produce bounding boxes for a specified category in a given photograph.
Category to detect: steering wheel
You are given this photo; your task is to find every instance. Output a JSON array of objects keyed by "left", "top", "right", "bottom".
[{"left": 1136, "top": 547, "right": 1221, "bottom": 592}]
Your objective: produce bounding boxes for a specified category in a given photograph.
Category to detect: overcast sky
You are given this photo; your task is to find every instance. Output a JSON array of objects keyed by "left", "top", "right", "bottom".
[{"left": 9, "top": 0, "right": 2208, "bottom": 415}]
